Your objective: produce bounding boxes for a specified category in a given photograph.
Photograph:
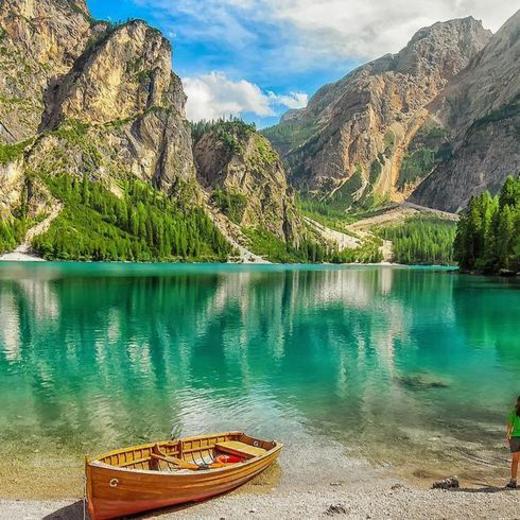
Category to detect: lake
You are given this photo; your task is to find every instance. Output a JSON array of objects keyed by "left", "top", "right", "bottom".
[{"left": 1, "top": 263, "right": 519, "bottom": 495}]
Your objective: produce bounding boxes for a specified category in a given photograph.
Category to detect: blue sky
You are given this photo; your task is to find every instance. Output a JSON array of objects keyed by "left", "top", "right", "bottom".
[{"left": 87, "top": 0, "right": 514, "bottom": 128}]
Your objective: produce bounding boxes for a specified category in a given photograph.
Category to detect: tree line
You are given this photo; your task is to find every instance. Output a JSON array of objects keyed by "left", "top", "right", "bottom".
[
  {"left": 454, "top": 176, "right": 520, "bottom": 273},
  {"left": 0, "top": 216, "right": 30, "bottom": 255},
  {"left": 191, "top": 117, "right": 256, "bottom": 145},
  {"left": 243, "top": 226, "right": 383, "bottom": 264}
]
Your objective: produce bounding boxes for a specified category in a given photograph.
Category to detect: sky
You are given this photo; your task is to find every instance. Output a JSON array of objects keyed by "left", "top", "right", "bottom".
[{"left": 87, "top": 0, "right": 517, "bottom": 128}]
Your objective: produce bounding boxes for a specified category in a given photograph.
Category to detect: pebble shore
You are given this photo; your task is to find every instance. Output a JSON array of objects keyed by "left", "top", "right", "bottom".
[{"left": 1, "top": 479, "right": 520, "bottom": 520}]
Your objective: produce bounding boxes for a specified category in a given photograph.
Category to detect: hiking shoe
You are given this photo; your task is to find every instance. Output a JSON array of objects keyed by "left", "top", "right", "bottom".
[{"left": 506, "top": 480, "right": 517, "bottom": 489}]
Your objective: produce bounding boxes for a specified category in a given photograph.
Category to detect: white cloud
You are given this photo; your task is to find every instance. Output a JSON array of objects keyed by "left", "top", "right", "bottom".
[
  {"left": 134, "top": 0, "right": 257, "bottom": 50},
  {"left": 136, "top": 0, "right": 516, "bottom": 62},
  {"left": 269, "top": 91, "right": 309, "bottom": 110},
  {"left": 182, "top": 72, "right": 308, "bottom": 121},
  {"left": 261, "top": 0, "right": 516, "bottom": 60}
]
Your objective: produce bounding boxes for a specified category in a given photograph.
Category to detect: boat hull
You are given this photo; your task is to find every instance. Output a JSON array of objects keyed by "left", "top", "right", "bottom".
[{"left": 86, "top": 433, "right": 282, "bottom": 520}]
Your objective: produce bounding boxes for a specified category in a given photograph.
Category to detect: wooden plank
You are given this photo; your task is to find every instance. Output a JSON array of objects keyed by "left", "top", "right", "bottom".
[
  {"left": 119, "top": 456, "right": 151, "bottom": 468},
  {"left": 215, "top": 441, "right": 266, "bottom": 459},
  {"left": 150, "top": 452, "right": 199, "bottom": 470}
]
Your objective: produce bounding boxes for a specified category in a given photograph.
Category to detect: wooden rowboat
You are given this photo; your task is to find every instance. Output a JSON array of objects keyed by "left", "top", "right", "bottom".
[{"left": 85, "top": 431, "right": 282, "bottom": 520}]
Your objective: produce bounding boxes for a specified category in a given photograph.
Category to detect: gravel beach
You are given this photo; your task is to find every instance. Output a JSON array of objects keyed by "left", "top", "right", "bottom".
[
  {"left": 1, "top": 440, "right": 519, "bottom": 520},
  {"left": 1, "top": 478, "right": 520, "bottom": 520}
]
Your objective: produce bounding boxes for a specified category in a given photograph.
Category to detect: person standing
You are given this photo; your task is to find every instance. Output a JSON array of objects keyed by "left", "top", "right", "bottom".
[{"left": 506, "top": 396, "right": 520, "bottom": 489}]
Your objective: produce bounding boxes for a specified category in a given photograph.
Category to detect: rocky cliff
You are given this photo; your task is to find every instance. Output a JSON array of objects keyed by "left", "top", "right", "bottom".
[
  {"left": 264, "top": 18, "right": 491, "bottom": 207},
  {"left": 410, "top": 9, "right": 520, "bottom": 211},
  {"left": 193, "top": 120, "right": 301, "bottom": 245},
  {"left": 0, "top": 2, "right": 195, "bottom": 221},
  {"left": 35, "top": 19, "right": 195, "bottom": 195},
  {"left": 0, "top": 0, "right": 95, "bottom": 142}
]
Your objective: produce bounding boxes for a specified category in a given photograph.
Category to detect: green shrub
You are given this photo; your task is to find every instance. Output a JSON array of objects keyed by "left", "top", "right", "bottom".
[
  {"left": 369, "top": 158, "right": 383, "bottom": 184},
  {"left": 0, "top": 139, "right": 32, "bottom": 165},
  {"left": 396, "top": 124, "right": 451, "bottom": 189},
  {"left": 212, "top": 189, "right": 248, "bottom": 224},
  {"left": 398, "top": 148, "right": 436, "bottom": 189},
  {"left": 0, "top": 215, "right": 31, "bottom": 254},
  {"left": 383, "top": 130, "right": 396, "bottom": 155}
]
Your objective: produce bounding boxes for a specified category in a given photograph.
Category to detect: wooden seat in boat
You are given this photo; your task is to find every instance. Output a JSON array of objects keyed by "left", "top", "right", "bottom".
[{"left": 215, "top": 440, "right": 266, "bottom": 459}]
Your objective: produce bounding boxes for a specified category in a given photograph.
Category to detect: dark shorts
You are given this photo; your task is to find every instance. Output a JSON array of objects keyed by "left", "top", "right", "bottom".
[{"left": 510, "top": 437, "right": 520, "bottom": 453}]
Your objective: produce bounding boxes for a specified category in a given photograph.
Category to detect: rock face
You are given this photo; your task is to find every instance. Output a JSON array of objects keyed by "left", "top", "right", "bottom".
[
  {"left": 264, "top": 18, "right": 491, "bottom": 206},
  {"left": 42, "top": 21, "right": 184, "bottom": 127},
  {"left": 193, "top": 121, "right": 301, "bottom": 244},
  {"left": 0, "top": 0, "right": 95, "bottom": 142},
  {"left": 33, "top": 18, "right": 195, "bottom": 194},
  {"left": 0, "top": 2, "right": 194, "bottom": 209},
  {"left": 411, "top": 10, "right": 520, "bottom": 211}
]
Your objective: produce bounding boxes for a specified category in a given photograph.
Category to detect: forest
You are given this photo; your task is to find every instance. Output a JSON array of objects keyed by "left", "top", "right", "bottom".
[
  {"left": 8, "top": 171, "right": 518, "bottom": 269},
  {"left": 32, "top": 175, "right": 233, "bottom": 262},
  {"left": 378, "top": 216, "right": 457, "bottom": 265},
  {"left": 2, "top": 173, "right": 382, "bottom": 264},
  {"left": 243, "top": 227, "right": 383, "bottom": 264},
  {"left": 454, "top": 176, "right": 520, "bottom": 274}
]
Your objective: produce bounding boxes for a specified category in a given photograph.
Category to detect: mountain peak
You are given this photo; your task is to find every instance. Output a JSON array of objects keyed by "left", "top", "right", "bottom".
[
  {"left": 394, "top": 16, "right": 492, "bottom": 77},
  {"left": 410, "top": 9, "right": 520, "bottom": 211},
  {"left": 263, "top": 15, "right": 492, "bottom": 203}
]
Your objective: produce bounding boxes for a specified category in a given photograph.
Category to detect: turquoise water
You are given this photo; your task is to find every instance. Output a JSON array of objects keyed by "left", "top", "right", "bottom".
[{"left": 1, "top": 263, "right": 519, "bottom": 479}]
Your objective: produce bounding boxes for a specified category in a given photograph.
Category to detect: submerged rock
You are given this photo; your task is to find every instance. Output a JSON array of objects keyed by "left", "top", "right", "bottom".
[{"left": 396, "top": 374, "right": 449, "bottom": 390}]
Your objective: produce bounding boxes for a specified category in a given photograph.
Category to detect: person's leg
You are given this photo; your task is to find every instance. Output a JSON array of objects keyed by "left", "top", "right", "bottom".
[{"left": 512, "top": 451, "right": 520, "bottom": 482}]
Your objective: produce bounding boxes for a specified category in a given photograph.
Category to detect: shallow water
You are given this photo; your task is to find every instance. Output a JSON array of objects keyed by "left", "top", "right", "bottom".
[{"left": 1, "top": 263, "right": 519, "bottom": 485}]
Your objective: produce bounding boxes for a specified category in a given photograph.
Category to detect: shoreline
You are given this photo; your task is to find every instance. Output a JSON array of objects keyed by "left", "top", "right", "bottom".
[
  {"left": 1, "top": 468, "right": 519, "bottom": 520},
  {"left": 0, "top": 255, "right": 457, "bottom": 269},
  {"left": 0, "top": 251, "right": 46, "bottom": 262}
]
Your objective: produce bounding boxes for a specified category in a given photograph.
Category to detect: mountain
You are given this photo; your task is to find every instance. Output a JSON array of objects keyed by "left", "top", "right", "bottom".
[
  {"left": 193, "top": 120, "right": 301, "bottom": 245},
  {"left": 263, "top": 18, "right": 491, "bottom": 207},
  {"left": 0, "top": 0, "right": 308, "bottom": 262},
  {"left": 410, "top": 9, "right": 520, "bottom": 211}
]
